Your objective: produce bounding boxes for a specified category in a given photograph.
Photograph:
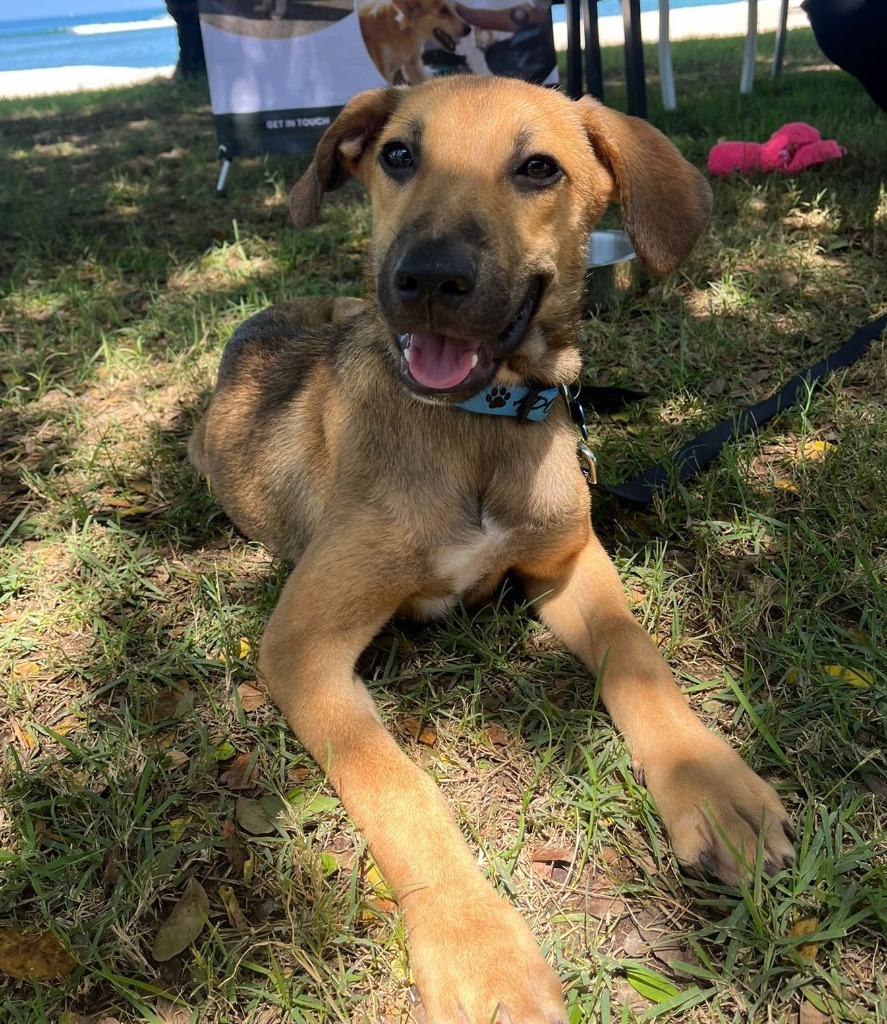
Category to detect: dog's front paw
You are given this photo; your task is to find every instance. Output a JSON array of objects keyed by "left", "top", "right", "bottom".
[
  {"left": 645, "top": 736, "right": 795, "bottom": 885},
  {"left": 407, "top": 889, "right": 565, "bottom": 1024}
]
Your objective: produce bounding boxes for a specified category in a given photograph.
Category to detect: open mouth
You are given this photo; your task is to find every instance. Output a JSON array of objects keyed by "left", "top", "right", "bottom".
[
  {"left": 433, "top": 27, "right": 457, "bottom": 51},
  {"left": 396, "top": 279, "right": 542, "bottom": 396}
]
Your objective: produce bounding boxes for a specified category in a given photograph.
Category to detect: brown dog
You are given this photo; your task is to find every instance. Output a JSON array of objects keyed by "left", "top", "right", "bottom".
[
  {"left": 358, "top": 0, "right": 471, "bottom": 84},
  {"left": 190, "top": 76, "right": 795, "bottom": 1023}
]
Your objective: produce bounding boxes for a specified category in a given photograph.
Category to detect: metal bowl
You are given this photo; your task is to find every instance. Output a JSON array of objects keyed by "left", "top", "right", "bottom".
[{"left": 585, "top": 229, "right": 638, "bottom": 312}]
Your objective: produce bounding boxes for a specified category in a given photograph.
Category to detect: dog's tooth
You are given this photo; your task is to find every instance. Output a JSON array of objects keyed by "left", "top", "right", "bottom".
[
  {"left": 470, "top": 354, "right": 478, "bottom": 369},
  {"left": 404, "top": 345, "right": 412, "bottom": 363}
]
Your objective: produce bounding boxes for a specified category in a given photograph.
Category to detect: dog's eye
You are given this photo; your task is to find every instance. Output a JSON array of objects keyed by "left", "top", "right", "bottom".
[
  {"left": 381, "top": 141, "right": 415, "bottom": 172},
  {"left": 516, "top": 155, "right": 562, "bottom": 184}
]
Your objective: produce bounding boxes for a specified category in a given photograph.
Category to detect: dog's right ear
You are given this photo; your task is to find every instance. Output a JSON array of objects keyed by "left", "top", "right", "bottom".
[{"left": 289, "top": 88, "right": 402, "bottom": 228}]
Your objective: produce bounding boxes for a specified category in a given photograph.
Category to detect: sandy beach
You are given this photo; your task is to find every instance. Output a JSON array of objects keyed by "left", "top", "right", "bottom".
[
  {"left": 0, "top": 63, "right": 175, "bottom": 99},
  {"left": 0, "top": 0, "right": 809, "bottom": 101}
]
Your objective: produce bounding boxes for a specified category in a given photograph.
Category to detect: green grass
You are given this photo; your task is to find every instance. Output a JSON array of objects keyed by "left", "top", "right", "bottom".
[{"left": 1, "top": 29, "right": 886, "bottom": 1024}]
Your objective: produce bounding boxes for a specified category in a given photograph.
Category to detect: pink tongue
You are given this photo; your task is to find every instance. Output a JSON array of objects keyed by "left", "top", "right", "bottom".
[{"left": 408, "top": 332, "right": 480, "bottom": 390}]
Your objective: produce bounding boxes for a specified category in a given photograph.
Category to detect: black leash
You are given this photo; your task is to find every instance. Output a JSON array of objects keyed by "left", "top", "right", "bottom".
[{"left": 575, "top": 312, "right": 887, "bottom": 506}]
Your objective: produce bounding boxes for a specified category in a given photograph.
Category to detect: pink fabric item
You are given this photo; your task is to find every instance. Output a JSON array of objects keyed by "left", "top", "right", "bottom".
[{"left": 708, "top": 122, "right": 846, "bottom": 176}]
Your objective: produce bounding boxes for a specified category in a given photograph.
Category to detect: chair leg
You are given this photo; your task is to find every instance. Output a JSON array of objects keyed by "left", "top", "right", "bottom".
[
  {"left": 772, "top": 0, "right": 789, "bottom": 77},
  {"left": 582, "top": 0, "right": 604, "bottom": 100},
  {"left": 658, "top": 0, "right": 676, "bottom": 110},
  {"left": 740, "top": 0, "right": 757, "bottom": 94},
  {"left": 565, "top": 0, "right": 583, "bottom": 99},
  {"left": 621, "top": 0, "right": 647, "bottom": 118}
]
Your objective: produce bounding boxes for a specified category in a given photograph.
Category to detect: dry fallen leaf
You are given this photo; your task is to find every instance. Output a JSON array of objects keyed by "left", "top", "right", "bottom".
[
  {"left": 12, "top": 660, "right": 40, "bottom": 680},
  {"left": 220, "top": 751, "right": 260, "bottom": 790},
  {"left": 863, "top": 774, "right": 887, "bottom": 800},
  {"left": 221, "top": 819, "right": 249, "bottom": 875},
  {"left": 154, "top": 997, "right": 191, "bottom": 1024},
  {"left": 10, "top": 720, "right": 36, "bottom": 749},
  {"left": 0, "top": 928, "right": 76, "bottom": 980},
  {"left": 236, "top": 682, "right": 266, "bottom": 712},
  {"left": 482, "top": 723, "right": 510, "bottom": 748},
  {"left": 402, "top": 715, "right": 437, "bottom": 746},
  {"left": 141, "top": 684, "right": 192, "bottom": 725},
  {"left": 235, "top": 795, "right": 286, "bottom": 835},
  {"left": 151, "top": 877, "right": 209, "bottom": 962},
  {"left": 788, "top": 918, "right": 820, "bottom": 961},
  {"left": 799, "top": 999, "right": 830, "bottom": 1024},
  {"left": 218, "top": 885, "right": 250, "bottom": 930},
  {"left": 52, "top": 715, "right": 81, "bottom": 737},
  {"left": 163, "top": 749, "right": 189, "bottom": 770}
]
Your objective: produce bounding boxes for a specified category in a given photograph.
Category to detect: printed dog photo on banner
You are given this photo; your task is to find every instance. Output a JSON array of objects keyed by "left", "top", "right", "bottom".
[
  {"left": 357, "top": 0, "right": 557, "bottom": 85},
  {"left": 197, "top": 0, "right": 556, "bottom": 164}
]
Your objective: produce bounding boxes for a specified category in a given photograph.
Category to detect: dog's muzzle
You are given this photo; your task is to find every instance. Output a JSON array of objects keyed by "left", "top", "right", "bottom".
[
  {"left": 395, "top": 279, "right": 542, "bottom": 394},
  {"left": 379, "top": 237, "right": 544, "bottom": 396}
]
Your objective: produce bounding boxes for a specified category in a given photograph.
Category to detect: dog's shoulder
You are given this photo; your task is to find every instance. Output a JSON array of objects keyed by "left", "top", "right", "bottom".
[{"left": 217, "top": 301, "right": 334, "bottom": 385}]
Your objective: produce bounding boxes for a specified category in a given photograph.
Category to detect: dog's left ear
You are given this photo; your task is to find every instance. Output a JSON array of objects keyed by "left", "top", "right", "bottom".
[
  {"left": 290, "top": 88, "right": 402, "bottom": 228},
  {"left": 578, "top": 97, "right": 712, "bottom": 274}
]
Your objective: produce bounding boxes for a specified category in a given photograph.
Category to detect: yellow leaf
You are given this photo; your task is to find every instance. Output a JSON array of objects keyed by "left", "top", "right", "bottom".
[
  {"left": 802, "top": 440, "right": 835, "bottom": 461},
  {"left": 10, "top": 721, "right": 36, "bottom": 749},
  {"left": 218, "top": 885, "right": 250, "bottom": 930},
  {"left": 788, "top": 917, "right": 820, "bottom": 960},
  {"left": 823, "top": 665, "right": 872, "bottom": 688},
  {"left": 402, "top": 715, "right": 437, "bottom": 746},
  {"left": 53, "top": 715, "right": 81, "bottom": 736},
  {"left": 364, "top": 863, "right": 385, "bottom": 891},
  {"left": 364, "top": 861, "right": 394, "bottom": 899},
  {"left": 12, "top": 660, "right": 39, "bottom": 680},
  {"left": 774, "top": 478, "right": 799, "bottom": 493},
  {"left": 218, "top": 637, "right": 251, "bottom": 664},
  {"left": 169, "top": 816, "right": 192, "bottom": 841},
  {"left": 0, "top": 929, "right": 76, "bottom": 980}
]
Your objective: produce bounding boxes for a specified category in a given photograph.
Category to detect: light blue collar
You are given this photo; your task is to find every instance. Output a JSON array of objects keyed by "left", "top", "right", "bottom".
[{"left": 455, "top": 383, "right": 560, "bottom": 422}]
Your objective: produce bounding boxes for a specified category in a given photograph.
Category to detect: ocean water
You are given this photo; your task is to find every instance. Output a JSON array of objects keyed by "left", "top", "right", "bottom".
[
  {"left": 0, "top": 0, "right": 745, "bottom": 74},
  {"left": 0, "top": 8, "right": 177, "bottom": 72}
]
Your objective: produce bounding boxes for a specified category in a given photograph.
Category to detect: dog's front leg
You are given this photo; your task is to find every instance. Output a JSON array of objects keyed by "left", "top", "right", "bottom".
[
  {"left": 518, "top": 532, "right": 795, "bottom": 884},
  {"left": 260, "top": 528, "right": 566, "bottom": 1024}
]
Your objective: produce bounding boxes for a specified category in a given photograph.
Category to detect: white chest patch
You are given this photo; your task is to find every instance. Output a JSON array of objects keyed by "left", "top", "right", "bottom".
[{"left": 435, "top": 516, "right": 510, "bottom": 595}]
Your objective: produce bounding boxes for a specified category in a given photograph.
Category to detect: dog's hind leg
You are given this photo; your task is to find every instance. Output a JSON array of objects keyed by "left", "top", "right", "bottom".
[
  {"left": 517, "top": 532, "right": 795, "bottom": 885},
  {"left": 260, "top": 520, "right": 566, "bottom": 1024}
]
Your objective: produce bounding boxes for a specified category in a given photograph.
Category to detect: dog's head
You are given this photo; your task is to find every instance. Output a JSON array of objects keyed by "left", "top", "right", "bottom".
[
  {"left": 398, "top": 0, "right": 471, "bottom": 49},
  {"left": 290, "top": 77, "right": 711, "bottom": 400}
]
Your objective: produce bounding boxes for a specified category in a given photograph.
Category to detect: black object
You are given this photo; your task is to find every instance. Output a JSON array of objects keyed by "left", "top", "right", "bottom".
[
  {"left": 586, "top": 312, "right": 887, "bottom": 505},
  {"left": 484, "top": 23, "right": 558, "bottom": 85},
  {"left": 561, "top": 0, "right": 647, "bottom": 117},
  {"left": 802, "top": 0, "right": 887, "bottom": 113}
]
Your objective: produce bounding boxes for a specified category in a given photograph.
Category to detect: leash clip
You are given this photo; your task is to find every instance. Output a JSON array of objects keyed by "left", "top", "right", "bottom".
[
  {"left": 559, "top": 383, "right": 589, "bottom": 441},
  {"left": 561, "top": 383, "right": 599, "bottom": 486},
  {"left": 578, "top": 442, "right": 598, "bottom": 486}
]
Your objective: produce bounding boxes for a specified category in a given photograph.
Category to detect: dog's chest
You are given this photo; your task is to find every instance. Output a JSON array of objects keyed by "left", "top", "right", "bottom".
[{"left": 407, "top": 515, "right": 511, "bottom": 620}]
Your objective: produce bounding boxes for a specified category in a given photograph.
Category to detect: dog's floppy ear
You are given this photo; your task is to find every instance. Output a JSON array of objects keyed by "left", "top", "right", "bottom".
[
  {"left": 578, "top": 97, "right": 712, "bottom": 274},
  {"left": 289, "top": 88, "right": 402, "bottom": 228}
]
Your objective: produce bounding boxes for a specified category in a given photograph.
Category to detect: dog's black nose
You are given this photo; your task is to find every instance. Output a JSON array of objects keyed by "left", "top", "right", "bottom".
[{"left": 392, "top": 241, "right": 476, "bottom": 309}]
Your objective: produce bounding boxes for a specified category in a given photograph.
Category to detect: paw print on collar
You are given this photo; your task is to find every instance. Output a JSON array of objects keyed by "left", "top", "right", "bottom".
[{"left": 485, "top": 385, "right": 511, "bottom": 409}]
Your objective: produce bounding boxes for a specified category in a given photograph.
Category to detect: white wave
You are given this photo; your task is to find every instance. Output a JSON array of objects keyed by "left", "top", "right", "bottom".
[{"left": 69, "top": 16, "right": 175, "bottom": 36}]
